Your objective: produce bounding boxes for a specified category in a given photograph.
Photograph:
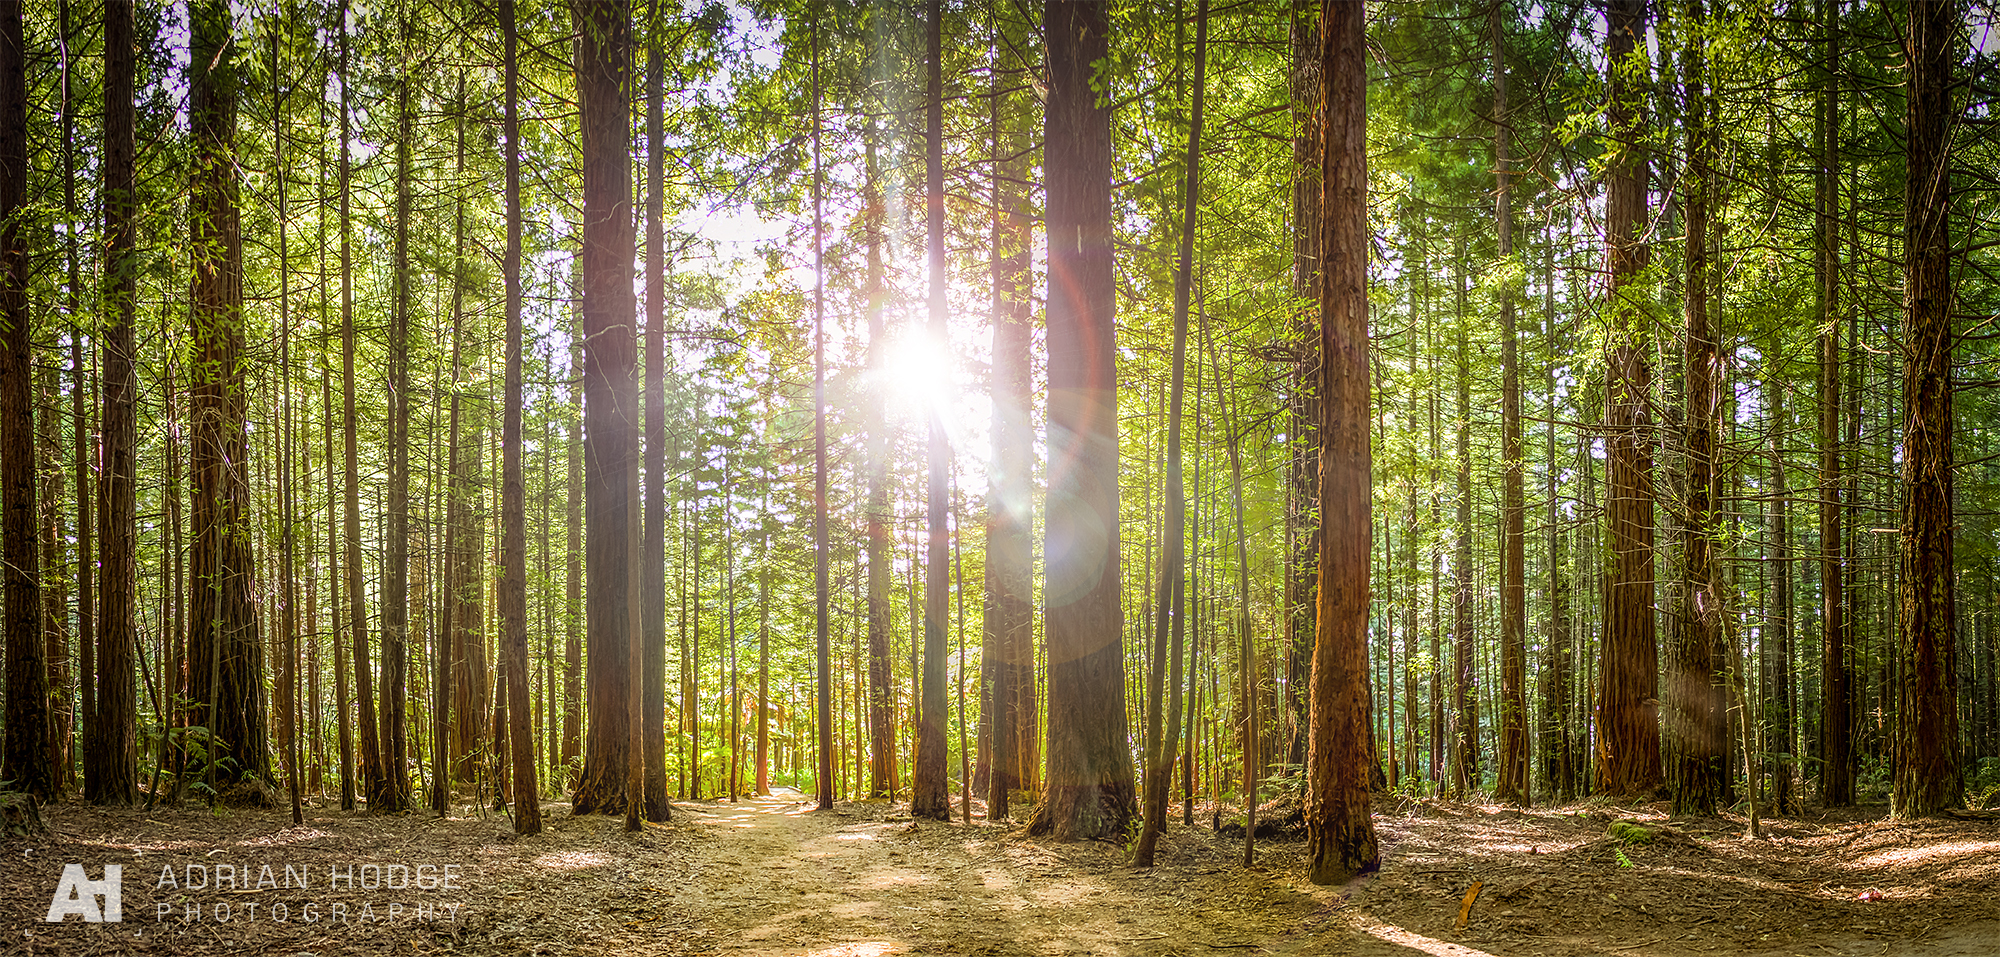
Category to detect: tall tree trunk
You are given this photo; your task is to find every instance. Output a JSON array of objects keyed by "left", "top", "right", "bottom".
[
  {"left": 810, "top": 9, "right": 834, "bottom": 813},
  {"left": 1894, "top": 0, "right": 1963, "bottom": 819},
  {"left": 337, "top": 1, "right": 375, "bottom": 812},
  {"left": 190, "top": 0, "right": 270, "bottom": 800},
  {"left": 501, "top": 0, "right": 543, "bottom": 836},
  {"left": 1029, "top": 0, "right": 1134, "bottom": 841},
  {"left": 640, "top": 0, "right": 672, "bottom": 825},
  {"left": 1492, "top": 0, "right": 1528, "bottom": 807},
  {"left": 65, "top": 0, "right": 90, "bottom": 802},
  {"left": 1285, "top": 0, "right": 1322, "bottom": 778},
  {"left": 1670, "top": 0, "right": 1726, "bottom": 815},
  {"left": 1450, "top": 242, "right": 1475, "bottom": 798},
  {"left": 570, "top": 0, "right": 644, "bottom": 823},
  {"left": 1816, "top": 0, "right": 1853, "bottom": 809},
  {"left": 89, "top": 0, "right": 139, "bottom": 808},
  {"left": 866, "top": 107, "right": 897, "bottom": 802},
  {"left": 1541, "top": 237, "right": 1576, "bottom": 801},
  {"left": 985, "top": 2, "right": 1036, "bottom": 818},
  {"left": 1134, "top": 0, "right": 1207, "bottom": 868},
  {"left": 564, "top": 338, "right": 583, "bottom": 783},
  {"left": 1595, "top": 0, "right": 1663, "bottom": 798},
  {"left": 913, "top": 0, "right": 952, "bottom": 823},
  {"left": 378, "top": 23, "right": 415, "bottom": 814},
  {"left": 1305, "top": 0, "right": 1378, "bottom": 884},
  {"left": 0, "top": 0, "right": 53, "bottom": 803}
]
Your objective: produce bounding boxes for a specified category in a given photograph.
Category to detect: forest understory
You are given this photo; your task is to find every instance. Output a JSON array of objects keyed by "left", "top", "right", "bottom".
[{"left": 7, "top": 793, "right": 1997, "bottom": 957}]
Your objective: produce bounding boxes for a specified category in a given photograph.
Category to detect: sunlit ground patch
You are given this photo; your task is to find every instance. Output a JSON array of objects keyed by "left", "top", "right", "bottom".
[
  {"left": 532, "top": 849, "right": 612, "bottom": 871},
  {"left": 803, "top": 940, "right": 903, "bottom": 957}
]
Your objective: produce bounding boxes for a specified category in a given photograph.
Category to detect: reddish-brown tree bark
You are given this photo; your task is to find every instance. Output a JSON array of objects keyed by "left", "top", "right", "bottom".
[
  {"left": 1894, "top": 0, "right": 1964, "bottom": 819},
  {"left": 1595, "top": 0, "right": 1663, "bottom": 799},
  {"left": 1028, "top": 0, "right": 1134, "bottom": 841},
  {"left": 570, "top": 0, "right": 644, "bottom": 822},
  {"left": 1305, "top": 0, "right": 1378, "bottom": 885}
]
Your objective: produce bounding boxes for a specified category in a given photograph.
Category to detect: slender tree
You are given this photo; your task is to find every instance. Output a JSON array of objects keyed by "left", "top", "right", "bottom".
[
  {"left": 337, "top": 0, "right": 377, "bottom": 811},
  {"left": 502, "top": 0, "right": 542, "bottom": 835},
  {"left": 1492, "top": 0, "right": 1528, "bottom": 807},
  {"left": 812, "top": 11, "right": 834, "bottom": 813},
  {"left": 1816, "top": 0, "right": 1853, "bottom": 808},
  {"left": 641, "top": 0, "right": 672, "bottom": 824},
  {"left": 377, "top": 13, "right": 415, "bottom": 814},
  {"left": 88, "top": 0, "right": 139, "bottom": 807},
  {"left": 1133, "top": 0, "right": 1207, "bottom": 869},
  {"left": 913, "top": 0, "right": 951, "bottom": 823}
]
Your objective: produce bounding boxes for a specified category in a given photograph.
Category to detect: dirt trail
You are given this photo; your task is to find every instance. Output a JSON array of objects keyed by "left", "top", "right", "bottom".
[{"left": 674, "top": 792, "right": 1341, "bottom": 957}]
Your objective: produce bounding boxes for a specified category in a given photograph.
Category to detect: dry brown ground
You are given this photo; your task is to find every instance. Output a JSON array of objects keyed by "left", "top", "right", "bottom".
[{"left": 2, "top": 790, "right": 1996, "bottom": 956}]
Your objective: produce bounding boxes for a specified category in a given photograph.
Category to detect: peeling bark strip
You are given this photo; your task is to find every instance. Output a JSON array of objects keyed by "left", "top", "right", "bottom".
[{"left": 1305, "top": 0, "right": 1378, "bottom": 885}]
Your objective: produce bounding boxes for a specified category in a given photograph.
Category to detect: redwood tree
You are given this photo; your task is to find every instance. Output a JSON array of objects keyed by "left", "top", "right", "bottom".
[
  {"left": 87, "top": 0, "right": 139, "bottom": 807},
  {"left": 0, "top": 0, "right": 53, "bottom": 803},
  {"left": 1893, "top": 0, "right": 1963, "bottom": 819},
  {"left": 1304, "top": 0, "right": 1378, "bottom": 885},
  {"left": 1594, "top": 0, "right": 1662, "bottom": 799},
  {"left": 1028, "top": 0, "right": 1134, "bottom": 841},
  {"left": 570, "top": 0, "right": 644, "bottom": 819}
]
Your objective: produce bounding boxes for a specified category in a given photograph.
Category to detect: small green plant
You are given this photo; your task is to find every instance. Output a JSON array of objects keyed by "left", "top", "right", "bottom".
[
  {"left": 1608, "top": 821, "right": 1655, "bottom": 845},
  {"left": 1613, "top": 846, "right": 1633, "bottom": 868}
]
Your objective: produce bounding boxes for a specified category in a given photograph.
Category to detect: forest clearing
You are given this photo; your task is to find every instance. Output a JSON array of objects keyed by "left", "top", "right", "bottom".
[
  {"left": 12, "top": 0, "right": 2000, "bottom": 953},
  {"left": 7, "top": 795, "right": 1999, "bottom": 956}
]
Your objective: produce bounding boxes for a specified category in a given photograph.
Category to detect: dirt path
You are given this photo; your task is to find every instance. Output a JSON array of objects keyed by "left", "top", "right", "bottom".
[{"left": 672, "top": 793, "right": 1342, "bottom": 957}]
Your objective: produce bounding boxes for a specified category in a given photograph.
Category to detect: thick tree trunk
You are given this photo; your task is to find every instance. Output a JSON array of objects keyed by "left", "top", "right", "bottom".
[
  {"left": 570, "top": 0, "right": 643, "bottom": 820},
  {"left": 1894, "top": 0, "right": 1963, "bottom": 819},
  {"left": 1595, "top": 0, "right": 1663, "bottom": 798},
  {"left": 189, "top": 0, "right": 270, "bottom": 800},
  {"left": 1305, "top": 0, "right": 1378, "bottom": 884},
  {"left": 0, "top": 0, "right": 53, "bottom": 803},
  {"left": 1028, "top": 0, "right": 1134, "bottom": 841},
  {"left": 1670, "top": 2, "right": 1727, "bottom": 815},
  {"left": 89, "top": 0, "right": 140, "bottom": 808}
]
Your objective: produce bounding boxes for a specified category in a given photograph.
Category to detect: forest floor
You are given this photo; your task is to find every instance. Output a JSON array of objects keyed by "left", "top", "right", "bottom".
[{"left": 4, "top": 788, "right": 1998, "bottom": 956}]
